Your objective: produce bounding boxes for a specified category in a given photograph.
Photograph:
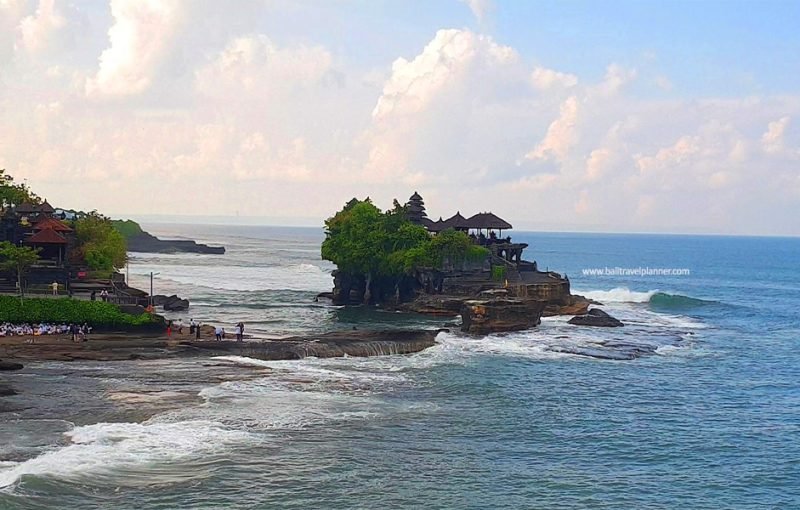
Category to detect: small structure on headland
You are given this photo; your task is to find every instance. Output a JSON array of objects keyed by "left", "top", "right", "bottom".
[
  {"left": 325, "top": 192, "right": 593, "bottom": 333},
  {"left": 0, "top": 201, "right": 78, "bottom": 290}
]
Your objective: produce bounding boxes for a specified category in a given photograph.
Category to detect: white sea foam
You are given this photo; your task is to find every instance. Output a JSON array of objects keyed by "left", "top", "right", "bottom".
[
  {"left": 0, "top": 420, "right": 255, "bottom": 489},
  {"left": 129, "top": 262, "right": 332, "bottom": 292},
  {"left": 575, "top": 287, "right": 658, "bottom": 303}
]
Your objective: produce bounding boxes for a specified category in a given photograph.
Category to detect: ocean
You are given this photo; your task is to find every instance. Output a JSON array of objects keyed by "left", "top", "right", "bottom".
[{"left": 1, "top": 225, "right": 798, "bottom": 509}]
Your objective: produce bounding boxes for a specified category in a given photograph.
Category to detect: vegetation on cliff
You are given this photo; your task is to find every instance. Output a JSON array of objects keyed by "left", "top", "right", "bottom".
[
  {"left": 72, "top": 214, "right": 128, "bottom": 271},
  {"left": 0, "top": 296, "right": 155, "bottom": 326},
  {"left": 0, "top": 169, "right": 39, "bottom": 207},
  {"left": 322, "top": 198, "right": 488, "bottom": 303},
  {"left": 111, "top": 219, "right": 145, "bottom": 239},
  {"left": 0, "top": 242, "right": 40, "bottom": 296}
]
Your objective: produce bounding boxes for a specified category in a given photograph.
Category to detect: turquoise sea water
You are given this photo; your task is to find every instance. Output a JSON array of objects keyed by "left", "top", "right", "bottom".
[{"left": 1, "top": 226, "right": 798, "bottom": 509}]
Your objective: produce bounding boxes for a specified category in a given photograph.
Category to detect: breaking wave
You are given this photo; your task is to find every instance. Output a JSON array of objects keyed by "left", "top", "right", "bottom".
[{"left": 577, "top": 287, "right": 717, "bottom": 309}]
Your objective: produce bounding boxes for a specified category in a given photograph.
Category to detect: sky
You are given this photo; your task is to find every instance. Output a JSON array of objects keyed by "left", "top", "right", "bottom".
[{"left": 1, "top": 0, "right": 798, "bottom": 235}]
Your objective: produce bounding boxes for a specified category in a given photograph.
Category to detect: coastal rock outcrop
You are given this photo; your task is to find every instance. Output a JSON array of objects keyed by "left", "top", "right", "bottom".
[
  {"left": 127, "top": 231, "right": 225, "bottom": 254},
  {"left": 568, "top": 308, "right": 624, "bottom": 327},
  {"left": 0, "top": 360, "right": 24, "bottom": 371},
  {"left": 398, "top": 295, "right": 466, "bottom": 315},
  {"left": 542, "top": 294, "right": 597, "bottom": 317},
  {"left": 153, "top": 294, "right": 190, "bottom": 311},
  {"left": 460, "top": 298, "right": 546, "bottom": 334},
  {"left": 182, "top": 329, "right": 443, "bottom": 360}
]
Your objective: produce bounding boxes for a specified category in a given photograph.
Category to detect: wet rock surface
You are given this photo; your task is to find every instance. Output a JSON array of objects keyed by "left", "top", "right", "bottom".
[
  {"left": 460, "top": 298, "right": 546, "bottom": 334},
  {"left": 0, "top": 329, "right": 443, "bottom": 363},
  {"left": 568, "top": 308, "right": 624, "bottom": 327},
  {"left": 0, "top": 360, "right": 24, "bottom": 371},
  {"left": 181, "top": 329, "right": 444, "bottom": 359}
]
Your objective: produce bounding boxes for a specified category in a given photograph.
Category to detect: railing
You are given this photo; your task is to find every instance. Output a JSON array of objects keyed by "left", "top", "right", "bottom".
[{"left": 109, "top": 279, "right": 141, "bottom": 305}]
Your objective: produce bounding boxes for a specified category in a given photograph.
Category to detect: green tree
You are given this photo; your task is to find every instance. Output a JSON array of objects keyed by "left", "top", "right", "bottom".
[
  {"left": 74, "top": 214, "right": 128, "bottom": 271},
  {"left": 321, "top": 198, "right": 487, "bottom": 304},
  {"left": 0, "top": 241, "right": 40, "bottom": 298},
  {"left": 322, "top": 199, "right": 387, "bottom": 303},
  {"left": 0, "top": 169, "right": 40, "bottom": 207}
]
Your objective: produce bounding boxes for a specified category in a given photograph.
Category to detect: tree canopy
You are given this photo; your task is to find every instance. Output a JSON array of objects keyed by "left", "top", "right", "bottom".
[
  {"left": 0, "top": 241, "right": 40, "bottom": 296},
  {"left": 0, "top": 169, "right": 39, "bottom": 207},
  {"left": 73, "top": 214, "right": 128, "bottom": 271},
  {"left": 321, "top": 198, "right": 488, "bottom": 280}
]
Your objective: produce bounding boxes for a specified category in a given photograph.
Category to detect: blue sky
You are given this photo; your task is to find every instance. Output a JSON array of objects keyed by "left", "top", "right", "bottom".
[{"left": 0, "top": 0, "right": 798, "bottom": 234}]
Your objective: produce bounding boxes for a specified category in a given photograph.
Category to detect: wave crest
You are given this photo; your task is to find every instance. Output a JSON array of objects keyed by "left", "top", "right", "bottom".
[{"left": 576, "top": 287, "right": 716, "bottom": 309}]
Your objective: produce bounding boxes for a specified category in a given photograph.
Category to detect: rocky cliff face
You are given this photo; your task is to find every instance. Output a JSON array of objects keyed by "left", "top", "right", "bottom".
[
  {"left": 127, "top": 232, "right": 225, "bottom": 254},
  {"left": 460, "top": 298, "right": 546, "bottom": 334}
]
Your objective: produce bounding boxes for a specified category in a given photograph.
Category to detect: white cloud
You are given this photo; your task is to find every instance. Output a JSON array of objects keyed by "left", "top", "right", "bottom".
[
  {"left": 592, "top": 63, "right": 637, "bottom": 96},
  {"left": 1, "top": 6, "right": 799, "bottom": 235},
  {"left": 372, "top": 29, "right": 516, "bottom": 121},
  {"left": 18, "top": 0, "right": 66, "bottom": 54},
  {"left": 525, "top": 96, "right": 580, "bottom": 162},
  {"left": 761, "top": 116, "right": 790, "bottom": 154},
  {"left": 86, "top": 0, "right": 184, "bottom": 96},
  {"left": 195, "top": 35, "right": 333, "bottom": 99},
  {"left": 460, "top": 0, "right": 492, "bottom": 24},
  {"left": 531, "top": 66, "right": 578, "bottom": 90}
]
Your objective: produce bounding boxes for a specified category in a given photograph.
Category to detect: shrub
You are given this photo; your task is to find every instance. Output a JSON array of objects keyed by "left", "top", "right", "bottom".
[
  {"left": 0, "top": 296, "right": 155, "bottom": 327},
  {"left": 491, "top": 265, "right": 506, "bottom": 281}
]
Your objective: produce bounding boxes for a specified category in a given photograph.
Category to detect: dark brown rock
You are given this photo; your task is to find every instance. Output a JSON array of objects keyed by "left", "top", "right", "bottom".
[
  {"left": 460, "top": 298, "right": 545, "bottom": 334},
  {"left": 182, "top": 329, "right": 444, "bottom": 360},
  {"left": 0, "top": 360, "right": 24, "bottom": 371},
  {"left": 568, "top": 308, "right": 624, "bottom": 327}
]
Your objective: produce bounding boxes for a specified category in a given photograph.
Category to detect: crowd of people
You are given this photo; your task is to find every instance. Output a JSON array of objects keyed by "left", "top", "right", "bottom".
[
  {"left": 164, "top": 319, "right": 245, "bottom": 342},
  {"left": 0, "top": 322, "right": 92, "bottom": 341}
]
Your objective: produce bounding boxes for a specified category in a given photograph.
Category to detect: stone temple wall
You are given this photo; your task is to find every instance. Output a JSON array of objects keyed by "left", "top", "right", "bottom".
[{"left": 509, "top": 280, "right": 571, "bottom": 304}]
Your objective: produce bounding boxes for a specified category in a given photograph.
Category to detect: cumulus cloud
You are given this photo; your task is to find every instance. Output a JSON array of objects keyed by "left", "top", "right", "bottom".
[
  {"left": 195, "top": 35, "right": 333, "bottom": 99},
  {"left": 460, "top": 0, "right": 492, "bottom": 24},
  {"left": 525, "top": 96, "right": 580, "bottom": 162},
  {"left": 18, "top": 0, "right": 67, "bottom": 54},
  {"left": 372, "top": 29, "right": 516, "bottom": 121},
  {"left": 1, "top": 5, "right": 800, "bottom": 234},
  {"left": 531, "top": 66, "right": 578, "bottom": 90},
  {"left": 86, "top": 0, "right": 184, "bottom": 96},
  {"left": 761, "top": 116, "right": 790, "bottom": 154}
]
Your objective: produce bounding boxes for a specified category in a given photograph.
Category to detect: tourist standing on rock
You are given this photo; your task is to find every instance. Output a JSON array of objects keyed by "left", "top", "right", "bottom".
[
  {"left": 189, "top": 319, "right": 195, "bottom": 334},
  {"left": 166, "top": 320, "right": 172, "bottom": 338},
  {"left": 214, "top": 325, "right": 222, "bottom": 341},
  {"left": 51, "top": 281, "right": 58, "bottom": 295},
  {"left": 195, "top": 322, "right": 201, "bottom": 339},
  {"left": 234, "top": 324, "right": 242, "bottom": 342}
]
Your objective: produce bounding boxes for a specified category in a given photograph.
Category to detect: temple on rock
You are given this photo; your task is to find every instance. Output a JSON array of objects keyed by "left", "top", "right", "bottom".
[
  {"left": 401, "top": 191, "right": 571, "bottom": 303},
  {"left": 406, "top": 192, "right": 531, "bottom": 267},
  {"left": 0, "top": 201, "right": 76, "bottom": 267}
]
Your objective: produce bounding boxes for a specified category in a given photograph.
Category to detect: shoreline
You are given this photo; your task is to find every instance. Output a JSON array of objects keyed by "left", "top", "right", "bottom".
[{"left": 0, "top": 328, "right": 442, "bottom": 364}]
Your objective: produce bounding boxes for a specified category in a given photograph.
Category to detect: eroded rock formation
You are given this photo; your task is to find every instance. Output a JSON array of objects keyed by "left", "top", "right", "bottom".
[{"left": 460, "top": 298, "right": 546, "bottom": 334}]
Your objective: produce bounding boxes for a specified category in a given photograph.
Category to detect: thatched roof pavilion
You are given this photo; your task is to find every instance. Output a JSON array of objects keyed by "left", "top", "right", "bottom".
[{"left": 463, "top": 212, "right": 512, "bottom": 231}]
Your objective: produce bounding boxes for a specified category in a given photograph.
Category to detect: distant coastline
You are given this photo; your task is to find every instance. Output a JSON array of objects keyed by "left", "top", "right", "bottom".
[{"left": 113, "top": 219, "right": 225, "bottom": 255}]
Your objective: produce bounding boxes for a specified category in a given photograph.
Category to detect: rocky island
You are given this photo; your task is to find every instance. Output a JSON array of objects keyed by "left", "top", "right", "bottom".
[{"left": 320, "top": 192, "right": 606, "bottom": 335}]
